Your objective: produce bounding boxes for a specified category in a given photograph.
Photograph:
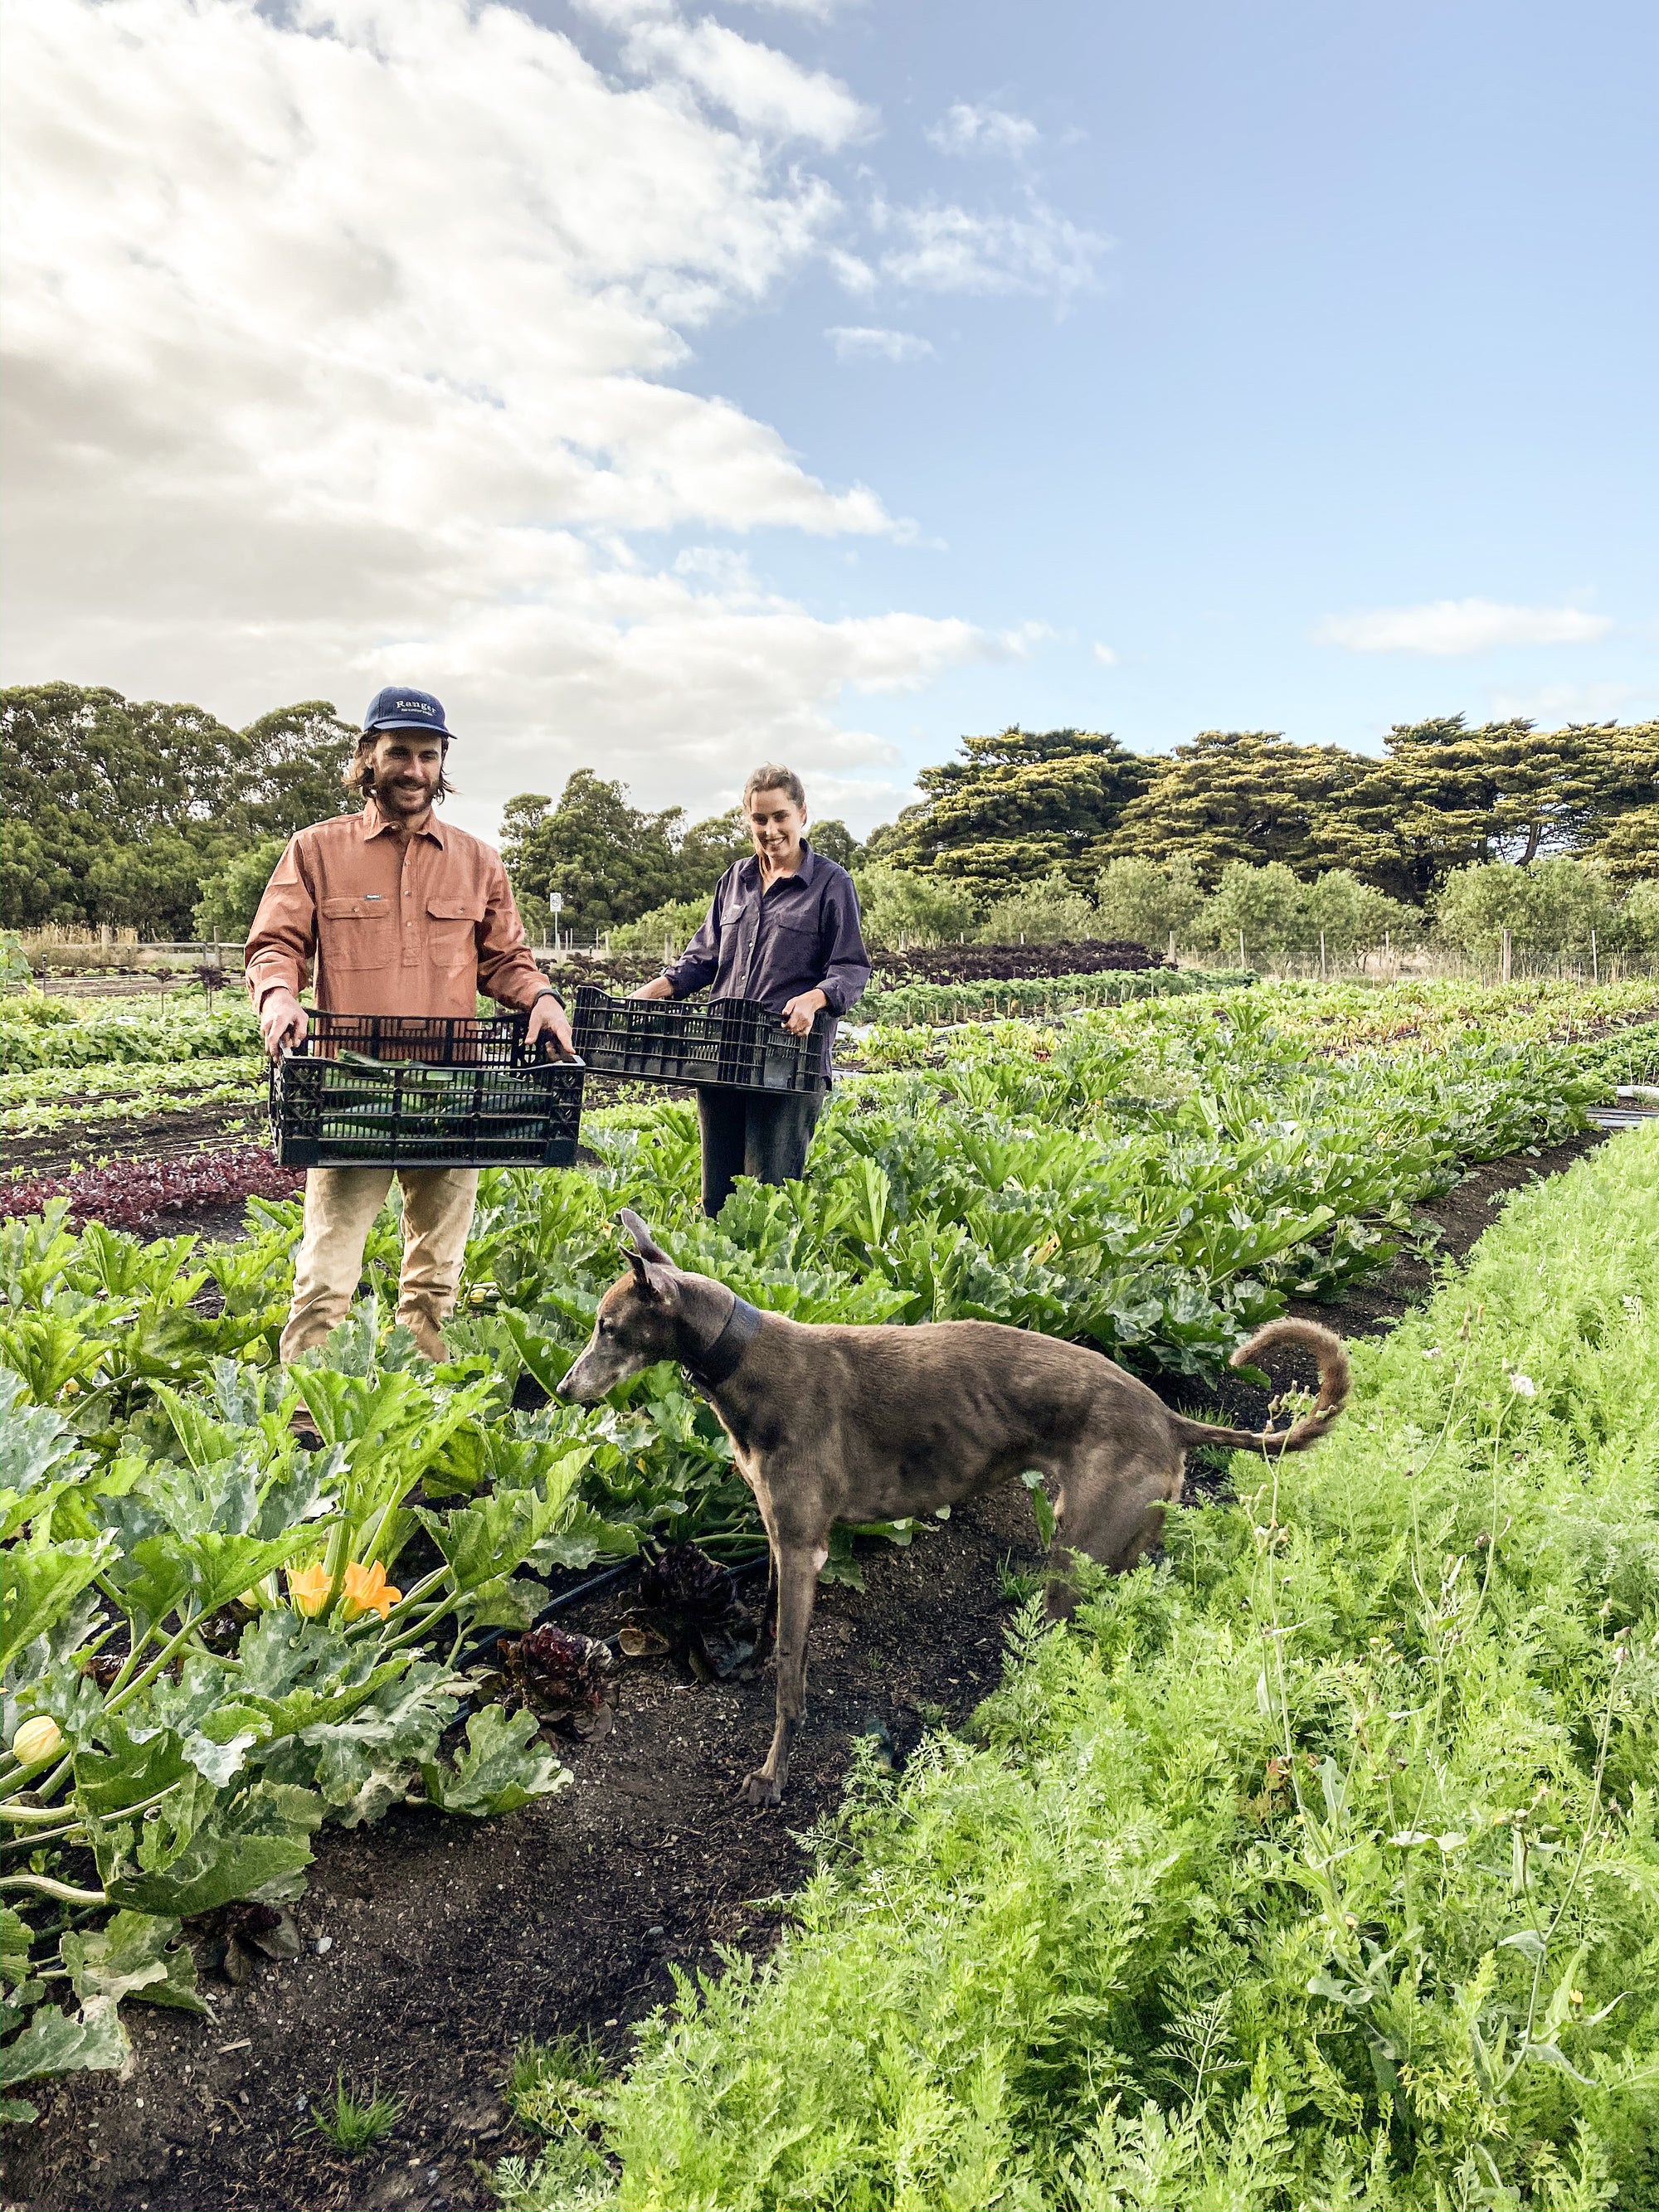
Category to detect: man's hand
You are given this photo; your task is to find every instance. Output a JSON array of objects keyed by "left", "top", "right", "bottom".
[
  {"left": 527, "top": 994, "right": 577, "bottom": 1058},
  {"left": 628, "top": 976, "right": 675, "bottom": 1003},
  {"left": 260, "top": 989, "right": 308, "bottom": 1060},
  {"left": 781, "top": 987, "right": 828, "bottom": 1038}
]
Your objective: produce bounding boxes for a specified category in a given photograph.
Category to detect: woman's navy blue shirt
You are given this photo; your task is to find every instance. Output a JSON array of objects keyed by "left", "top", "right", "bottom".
[{"left": 662, "top": 840, "right": 870, "bottom": 1072}]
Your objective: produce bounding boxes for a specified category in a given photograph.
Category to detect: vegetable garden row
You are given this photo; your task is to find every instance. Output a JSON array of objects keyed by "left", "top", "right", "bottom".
[{"left": 3, "top": 974, "right": 1659, "bottom": 2206}]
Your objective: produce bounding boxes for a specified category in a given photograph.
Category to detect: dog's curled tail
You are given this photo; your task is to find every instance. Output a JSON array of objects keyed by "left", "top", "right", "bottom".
[{"left": 1170, "top": 1319, "right": 1351, "bottom": 1456}]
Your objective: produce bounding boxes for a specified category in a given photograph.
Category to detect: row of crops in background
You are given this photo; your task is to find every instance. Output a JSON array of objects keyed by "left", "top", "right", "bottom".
[
  {"left": 855, "top": 963, "right": 1251, "bottom": 1026},
  {"left": 0, "top": 979, "right": 1644, "bottom": 2127},
  {"left": 0, "top": 994, "right": 265, "bottom": 1145},
  {"left": 854, "top": 974, "right": 1659, "bottom": 1069},
  {"left": 7, "top": 970, "right": 1658, "bottom": 1148}
]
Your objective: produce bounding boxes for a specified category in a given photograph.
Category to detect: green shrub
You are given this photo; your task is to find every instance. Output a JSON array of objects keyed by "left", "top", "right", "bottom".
[
  {"left": 0, "top": 932, "right": 34, "bottom": 994},
  {"left": 1093, "top": 855, "right": 1204, "bottom": 954},
  {"left": 854, "top": 864, "right": 980, "bottom": 950},
  {"left": 191, "top": 835, "right": 289, "bottom": 941},
  {"left": 976, "top": 869, "right": 1098, "bottom": 945},
  {"left": 1433, "top": 858, "right": 1659, "bottom": 970},
  {"left": 607, "top": 897, "right": 712, "bottom": 957},
  {"left": 1194, "top": 863, "right": 1418, "bottom": 970}
]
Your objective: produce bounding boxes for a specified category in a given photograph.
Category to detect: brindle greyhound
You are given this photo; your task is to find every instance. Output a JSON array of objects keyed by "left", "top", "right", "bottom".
[{"left": 558, "top": 1209, "right": 1350, "bottom": 1806}]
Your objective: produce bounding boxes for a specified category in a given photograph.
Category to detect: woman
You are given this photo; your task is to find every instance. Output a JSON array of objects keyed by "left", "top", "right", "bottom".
[{"left": 630, "top": 763, "right": 869, "bottom": 1215}]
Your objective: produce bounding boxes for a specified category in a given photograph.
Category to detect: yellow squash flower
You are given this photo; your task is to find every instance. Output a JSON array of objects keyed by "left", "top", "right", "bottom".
[
  {"left": 342, "top": 1559, "right": 401, "bottom": 1621},
  {"left": 288, "top": 1562, "right": 332, "bottom": 1617},
  {"left": 12, "top": 1715, "right": 63, "bottom": 1766}
]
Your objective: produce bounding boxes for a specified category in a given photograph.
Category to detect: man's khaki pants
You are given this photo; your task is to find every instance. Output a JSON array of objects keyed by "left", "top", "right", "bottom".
[{"left": 280, "top": 1167, "right": 479, "bottom": 1366}]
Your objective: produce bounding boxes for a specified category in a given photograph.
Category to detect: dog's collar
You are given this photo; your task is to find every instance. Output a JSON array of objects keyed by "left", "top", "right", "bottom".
[{"left": 683, "top": 1293, "right": 764, "bottom": 1390}]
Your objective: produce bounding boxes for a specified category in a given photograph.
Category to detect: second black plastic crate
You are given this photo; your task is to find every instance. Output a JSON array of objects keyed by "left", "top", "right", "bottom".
[
  {"left": 571, "top": 985, "right": 830, "bottom": 1093},
  {"left": 271, "top": 1012, "right": 585, "bottom": 1168}
]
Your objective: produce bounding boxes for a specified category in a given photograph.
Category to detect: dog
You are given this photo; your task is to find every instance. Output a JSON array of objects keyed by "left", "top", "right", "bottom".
[{"left": 558, "top": 1209, "right": 1350, "bottom": 1806}]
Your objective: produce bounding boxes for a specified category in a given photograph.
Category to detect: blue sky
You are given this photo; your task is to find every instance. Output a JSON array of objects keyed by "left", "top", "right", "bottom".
[
  {"left": 563, "top": 0, "right": 1659, "bottom": 770},
  {"left": 6, "top": 0, "right": 1654, "bottom": 838}
]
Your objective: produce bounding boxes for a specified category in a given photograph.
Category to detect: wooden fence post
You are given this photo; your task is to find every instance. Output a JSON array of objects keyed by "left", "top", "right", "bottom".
[{"left": 1501, "top": 927, "right": 1512, "bottom": 984}]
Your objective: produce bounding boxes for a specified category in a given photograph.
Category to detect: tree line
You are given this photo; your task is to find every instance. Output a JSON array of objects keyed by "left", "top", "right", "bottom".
[
  {"left": 868, "top": 719, "right": 1659, "bottom": 903},
  {"left": 2, "top": 684, "right": 360, "bottom": 938},
  {"left": 4, "top": 683, "right": 1655, "bottom": 952}
]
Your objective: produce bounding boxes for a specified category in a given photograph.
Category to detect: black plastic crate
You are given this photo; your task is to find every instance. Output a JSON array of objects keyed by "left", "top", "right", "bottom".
[
  {"left": 271, "top": 1013, "right": 585, "bottom": 1169},
  {"left": 571, "top": 986, "right": 830, "bottom": 1093}
]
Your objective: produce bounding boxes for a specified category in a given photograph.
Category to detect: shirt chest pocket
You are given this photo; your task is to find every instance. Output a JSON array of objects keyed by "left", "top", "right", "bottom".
[
  {"left": 426, "top": 897, "right": 484, "bottom": 971},
  {"left": 319, "top": 894, "right": 395, "bottom": 972},
  {"left": 766, "top": 910, "right": 821, "bottom": 964},
  {"left": 717, "top": 887, "right": 750, "bottom": 937}
]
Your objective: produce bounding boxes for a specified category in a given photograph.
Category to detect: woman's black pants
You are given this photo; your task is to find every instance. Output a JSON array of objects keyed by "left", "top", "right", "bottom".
[{"left": 696, "top": 1087, "right": 825, "bottom": 1217}]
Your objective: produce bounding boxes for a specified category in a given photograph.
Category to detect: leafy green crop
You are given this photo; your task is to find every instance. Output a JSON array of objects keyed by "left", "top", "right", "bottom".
[
  {"left": 0, "top": 994, "right": 260, "bottom": 1076},
  {"left": 0, "top": 977, "right": 1627, "bottom": 2120},
  {"left": 0, "top": 1313, "right": 596, "bottom": 2112},
  {"left": 0, "top": 1060, "right": 265, "bottom": 1139}
]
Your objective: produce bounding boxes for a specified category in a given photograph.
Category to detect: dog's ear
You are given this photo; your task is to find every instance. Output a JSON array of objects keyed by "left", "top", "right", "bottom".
[
  {"left": 620, "top": 1209, "right": 674, "bottom": 1300},
  {"left": 620, "top": 1208, "right": 672, "bottom": 1265}
]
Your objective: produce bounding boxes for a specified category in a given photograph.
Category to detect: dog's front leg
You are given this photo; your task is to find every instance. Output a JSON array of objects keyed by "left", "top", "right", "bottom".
[{"left": 742, "top": 1539, "right": 822, "bottom": 1807}]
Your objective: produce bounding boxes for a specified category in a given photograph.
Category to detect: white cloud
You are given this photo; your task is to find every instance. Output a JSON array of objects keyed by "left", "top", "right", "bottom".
[
  {"left": 827, "top": 326, "right": 936, "bottom": 363},
  {"left": 1316, "top": 599, "right": 1615, "bottom": 656},
  {"left": 827, "top": 247, "right": 878, "bottom": 293},
  {"left": 1092, "top": 641, "right": 1118, "bottom": 667},
  {"left": 927, "top": 102, "right": 1039, "bottom": 158},
  {"left": 873, "top": 195, "right": 1107, "bottom": 299},
  {"left": 612, "top": 12, "right": 871, "bottom": 148},
  {"left": 1, "top": 0, "right": 1003, "bottom": 837}
]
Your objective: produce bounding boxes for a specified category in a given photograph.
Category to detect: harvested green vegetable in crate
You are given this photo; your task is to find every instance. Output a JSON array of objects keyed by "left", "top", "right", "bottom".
[{"left": 271, "top": 1014, "right": 584, "bottom": 1167}]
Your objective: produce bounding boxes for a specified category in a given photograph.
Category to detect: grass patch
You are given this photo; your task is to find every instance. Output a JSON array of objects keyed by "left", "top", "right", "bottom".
[{"left": 304, "top": 2071, "right": 405, "bottom": 2156}]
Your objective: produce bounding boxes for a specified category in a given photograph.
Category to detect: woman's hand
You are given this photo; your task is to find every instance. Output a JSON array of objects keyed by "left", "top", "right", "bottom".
[{"left": 782, "top": 988, "right": 828, "bottom": 1038}]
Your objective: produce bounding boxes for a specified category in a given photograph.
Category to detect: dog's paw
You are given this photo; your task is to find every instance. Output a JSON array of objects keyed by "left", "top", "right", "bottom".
[{"left": 741, "top": 1767, "right": 783, "bottom": 1807}]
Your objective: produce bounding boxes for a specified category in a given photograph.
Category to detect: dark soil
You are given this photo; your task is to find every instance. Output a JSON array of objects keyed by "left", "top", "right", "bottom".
[
  {"left": 2, "top": 1108, "right": 262, "bottom": 1183},
  {"left": 3, "top": 1127, "right": 1612, "bottom": 2212}
]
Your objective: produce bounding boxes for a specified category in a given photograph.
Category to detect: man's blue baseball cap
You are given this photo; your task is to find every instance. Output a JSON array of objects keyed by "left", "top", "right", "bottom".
[{"left": 362, "top": 685, "right": 452, "bottom": 739}]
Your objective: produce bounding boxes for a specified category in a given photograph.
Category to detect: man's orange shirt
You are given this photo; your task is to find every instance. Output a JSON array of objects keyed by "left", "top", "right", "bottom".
[{"left": 244, "top": 803, "right": 547, "bottom": 1021}]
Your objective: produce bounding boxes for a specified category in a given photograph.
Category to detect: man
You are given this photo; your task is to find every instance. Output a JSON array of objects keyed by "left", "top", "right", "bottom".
[
  {"left": 246, "top": 686, "right": 575, "bottom": 1364},
  {"left": 630, "top": 764, "right": 868, "bottom": 1215}
]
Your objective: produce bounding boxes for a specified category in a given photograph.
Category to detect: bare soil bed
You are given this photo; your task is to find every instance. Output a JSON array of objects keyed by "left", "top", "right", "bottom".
[{"left": 3, "top": 1129, "right": 1608, "bottom": 2212}]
